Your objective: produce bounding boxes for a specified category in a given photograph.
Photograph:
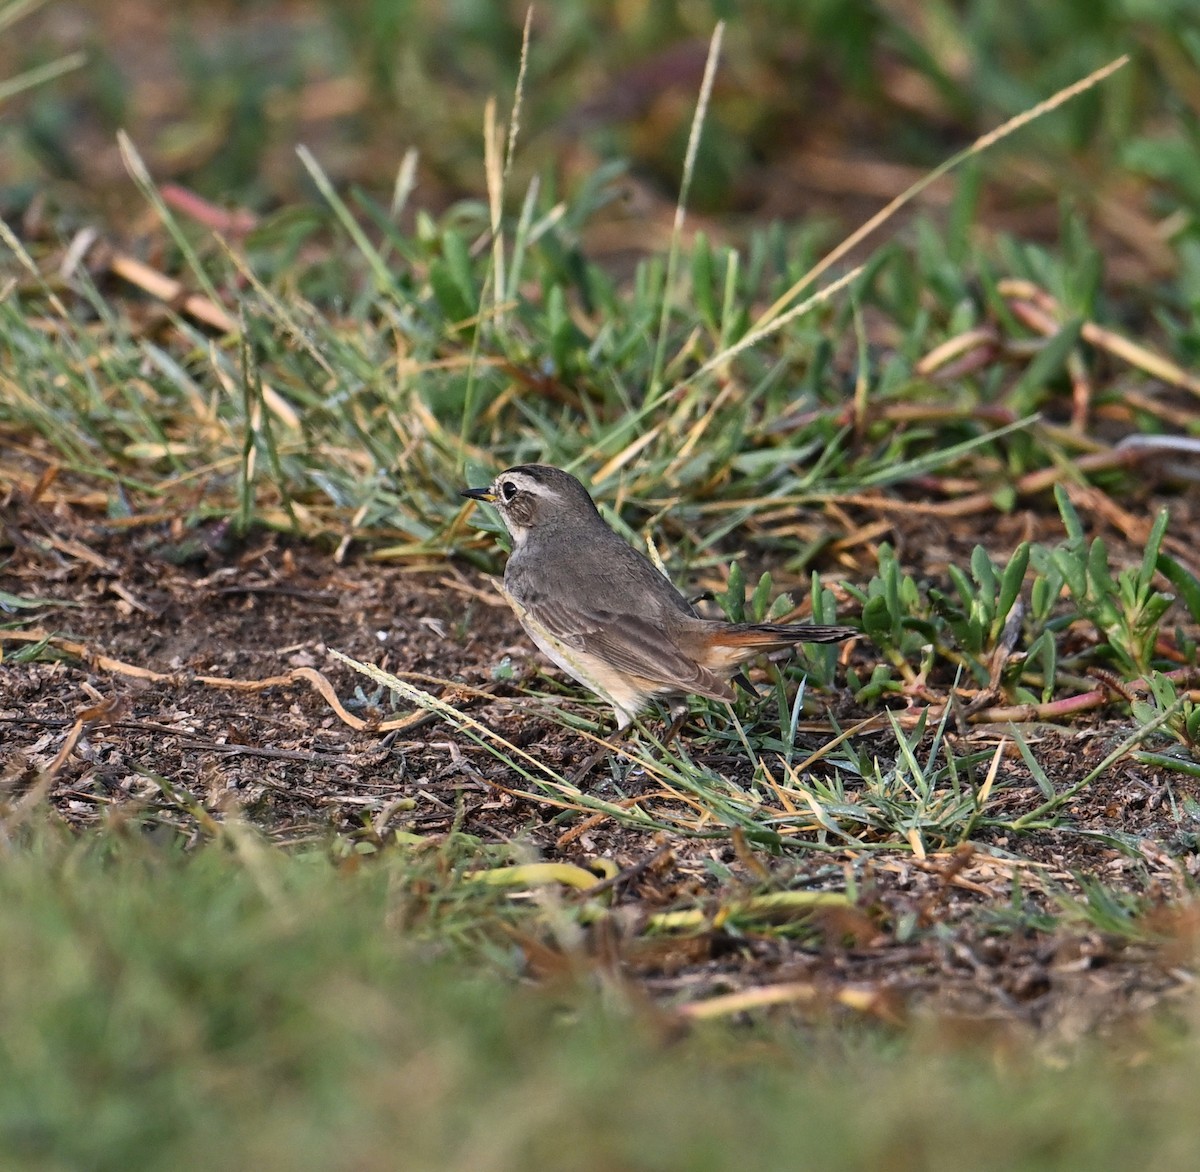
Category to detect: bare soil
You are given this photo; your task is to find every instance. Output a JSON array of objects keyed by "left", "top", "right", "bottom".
[{"left": 2, "top": 492, "right": 1199, "bottom": 1037}]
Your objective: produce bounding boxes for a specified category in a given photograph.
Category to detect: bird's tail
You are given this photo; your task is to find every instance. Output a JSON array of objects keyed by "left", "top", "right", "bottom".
[
  {"left": 709, "top": 622, "right": 857, "bottom": 650},
  {"left": 695, "top": 622, "right": 856, "bottom": 672}
]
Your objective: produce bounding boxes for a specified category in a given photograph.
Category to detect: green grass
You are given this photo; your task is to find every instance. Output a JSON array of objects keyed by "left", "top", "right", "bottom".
[
  {"left": 2, "top": 3, "right": 1200, "bottom": 1164},
  {"left": 1, "top": 11, "right": 1196, "bottom": 862},
  {"left": 0, "top": 819, "right": 1195, "bottom": 1172},
  {"left": 1, "top": 3, "right": 1197, "bottom": 894},
  {"left": 6, "top": 0, "right": 1198, "bottom": 218}
]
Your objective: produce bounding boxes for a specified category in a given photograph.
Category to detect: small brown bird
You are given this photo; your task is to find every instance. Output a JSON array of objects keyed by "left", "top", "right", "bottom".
[{"left": 462, "top": 464, "right": 855, "bottom": 732}]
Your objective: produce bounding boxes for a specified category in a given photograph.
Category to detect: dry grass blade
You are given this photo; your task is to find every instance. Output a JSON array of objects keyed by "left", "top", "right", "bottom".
[
  {"left": 0, "top": 52, "right": 86, "bottom": 104},
  {"left": 108, "top": 252, "right": 236, "bottom": 334},
  {"left": 689, "top": 264, "right": 864, "bottom": 384},
  {"left": 648, "top": 20, "right": 725, "bottom": 403},
  {"left": 0, "top": 214, "right": 70, "bottom": 318},
  {"left": 999, "top": 277, "right": 1200, "bottom": 398},
  {"left": 675, "top": 981, "right": 895, "bottom": 1021},
  {"left": 465, "top": 861, "right": 608, "bottom": 890},
  {"left": 755, "top": 54, "right": 1131, "bottom": 330},
  {"left": 329, "top": 650, "right": 682, "bottom": 827}
]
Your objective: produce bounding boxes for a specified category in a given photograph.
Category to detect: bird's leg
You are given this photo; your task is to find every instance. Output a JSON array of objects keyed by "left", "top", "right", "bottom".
[
  {"left": 569, "top": 703, "right": 688, "bottom": 787},
  {"left": 567, "top": 715, "right": 631, "bottom": 786},
  {"left": 567, "top": 743, "right": 611, "bottom": 786},
  {"left": 660, "top": 701, "right": 690, "bottom": 749}
]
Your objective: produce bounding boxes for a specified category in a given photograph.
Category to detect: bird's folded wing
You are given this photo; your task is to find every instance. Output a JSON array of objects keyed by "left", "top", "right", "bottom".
[{"left": 530, "top": 597, "right": 736, "bottom": 703}]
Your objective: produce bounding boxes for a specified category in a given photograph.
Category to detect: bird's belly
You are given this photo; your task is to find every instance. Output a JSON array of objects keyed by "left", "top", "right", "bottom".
[
  {"left": 501, "top": 587, "right": 651, "bottom": 727},
  {"left": 520, "top": 620, "right": 649, "bottom": 717}
]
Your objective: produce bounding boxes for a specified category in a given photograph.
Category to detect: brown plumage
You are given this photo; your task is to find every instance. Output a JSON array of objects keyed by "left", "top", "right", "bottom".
[{"left": 462, "top": 464, "right": 855, "bottom": 729}]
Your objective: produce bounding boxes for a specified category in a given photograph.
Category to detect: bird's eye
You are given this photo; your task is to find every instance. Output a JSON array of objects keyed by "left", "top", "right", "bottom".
[{"left": 500, "top": 480, "right": 518, "bottom": 502}]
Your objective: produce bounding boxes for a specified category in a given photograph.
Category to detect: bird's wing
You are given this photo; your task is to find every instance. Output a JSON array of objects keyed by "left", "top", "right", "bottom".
[{"left": 523, "top": 593, "right": 736, "bottom": 703}]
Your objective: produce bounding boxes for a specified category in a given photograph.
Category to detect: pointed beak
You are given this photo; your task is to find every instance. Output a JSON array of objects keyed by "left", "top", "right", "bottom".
[{"left": 460, "top": 486, "right": 497, "bottom": 503}]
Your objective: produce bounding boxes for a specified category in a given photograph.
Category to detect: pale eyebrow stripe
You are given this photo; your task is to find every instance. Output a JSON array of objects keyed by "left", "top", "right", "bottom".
[{"left": 507, "top": 475, "right": 554, "bottom": 497}]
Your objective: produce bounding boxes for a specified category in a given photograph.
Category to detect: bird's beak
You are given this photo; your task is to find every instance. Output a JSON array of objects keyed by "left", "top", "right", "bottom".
[{"left": 460, "top": 486, "right": 497, "bottom": 503}]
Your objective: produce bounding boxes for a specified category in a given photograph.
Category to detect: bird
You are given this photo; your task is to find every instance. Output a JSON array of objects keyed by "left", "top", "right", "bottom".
[{"left": 461, "top": 464, "right": 855, "bottom": 735}]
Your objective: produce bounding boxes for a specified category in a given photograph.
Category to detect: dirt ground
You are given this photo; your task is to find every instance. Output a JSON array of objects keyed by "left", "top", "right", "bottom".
[{"left": 2, "top": 489, "right": 1199, "bottom": 1038}]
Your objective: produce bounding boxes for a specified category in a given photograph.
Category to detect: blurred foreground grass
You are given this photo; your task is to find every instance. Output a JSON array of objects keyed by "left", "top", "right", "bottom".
[{"left": 0, "top": 819, "right": 1197, "bottom": 1172}]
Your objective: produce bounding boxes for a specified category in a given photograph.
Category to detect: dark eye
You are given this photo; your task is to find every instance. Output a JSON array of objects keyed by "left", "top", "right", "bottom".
[{"left": 500, "top": 480, "right": 518, "bottom": 502}]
